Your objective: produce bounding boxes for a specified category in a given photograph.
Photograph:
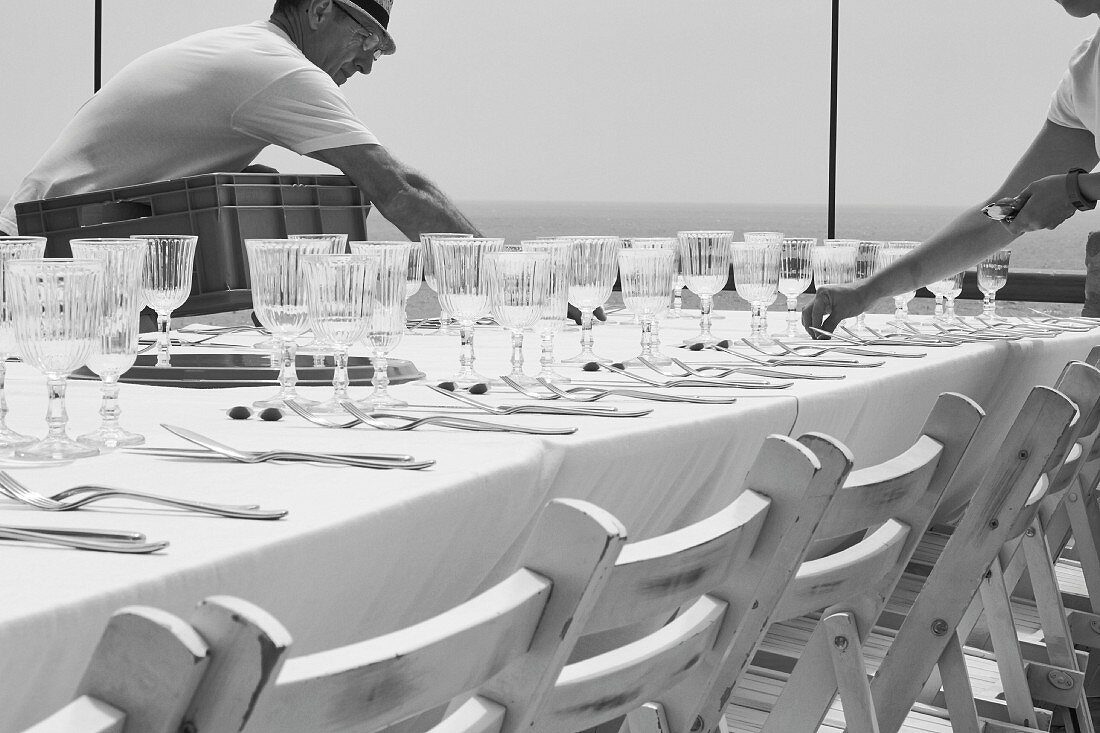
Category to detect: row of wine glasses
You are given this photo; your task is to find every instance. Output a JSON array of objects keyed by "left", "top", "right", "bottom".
[{"left": 0, "top": 235, "right": 202, "bottom": 461}]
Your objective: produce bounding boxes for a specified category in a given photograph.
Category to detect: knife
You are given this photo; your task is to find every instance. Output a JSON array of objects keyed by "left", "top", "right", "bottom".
[{"left": 0, "top": 525, "right": 146, "bottom": 542}]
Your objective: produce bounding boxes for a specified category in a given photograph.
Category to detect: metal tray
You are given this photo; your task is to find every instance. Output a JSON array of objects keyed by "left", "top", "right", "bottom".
[{"left": 71, "top": 353, "right": 424, "bottom": 389}]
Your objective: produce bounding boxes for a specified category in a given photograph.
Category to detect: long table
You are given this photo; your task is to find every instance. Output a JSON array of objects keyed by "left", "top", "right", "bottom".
[{"left": 1, "top": 311, "right": 1094, "bottom": 730}]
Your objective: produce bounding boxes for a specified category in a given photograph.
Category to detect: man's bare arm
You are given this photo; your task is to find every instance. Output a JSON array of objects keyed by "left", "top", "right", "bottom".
[{"left": 311, "top": 144, "right": 482, "bottom": 239}]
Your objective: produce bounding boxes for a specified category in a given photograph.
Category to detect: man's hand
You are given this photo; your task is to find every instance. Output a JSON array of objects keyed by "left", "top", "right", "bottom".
[
  {"left": 567, "top": 304, "right": 606, "bottom": 324},
  {"left": 989, "top": 172, "right": 1077, "bottom": 236},
  {"left": 802, "top": 284, "right": 867, "bottom": 339}
]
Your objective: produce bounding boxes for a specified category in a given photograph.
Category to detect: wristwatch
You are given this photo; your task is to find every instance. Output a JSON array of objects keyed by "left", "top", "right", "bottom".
[{"left": 1066, "top": 168, "right": 1096, "bottom": 211}]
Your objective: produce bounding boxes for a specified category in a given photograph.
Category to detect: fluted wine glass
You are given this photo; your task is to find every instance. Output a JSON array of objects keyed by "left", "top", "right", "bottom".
[
  {"left": 134, "top": 235, "right": 197, "bottom": 368},
  {"left": 421, "top": 232, "right": 473, "bottom": 335},
  {"left": 431, "top": 237, "right": 505, "bottom": 387},
  {"left": 621, "top": 237, "right": 677, "bottom": 361},
  {"left": 291, "top": 234, "right": 349, "bottom": 354},
  {"left": 619, "top": 248, "right": 675, "bottom": 366},
  {"left": 0, "top": 237, "right": 46, "bottom": 449},
  {"left": 349, "top": 242, "right": 410, "bottom": 407},
  {"left": 878, "top": 241, "right": 921, "bottom": 328},
  {"left": 246, "top": 238, "right": 332, "bottom": 408},
  {"left": 942, "top": 271, "right": 965, "bottom": 325},
  {"left": 731, "top": 242, "right": 782, "bottom": 346},
  {"left": 301, "top": 254, "right": 378, "bottom": 413},
  {"left": 522, "top": 239, "right": 573, "bottom": 383},
  {"left": 677, "top": 231, "right": 733, "bottom": 347},
  {"left": 978, "top": 249, "right": 1011, "bottom": 321},
  {"left": 8, "top": 259, "right": 104, "bottom": 461},
  {"left": 852, "top": 241, "right": 884, "bottom": 335},
  {"left": 775, "top": 237, "right": 814, "bottom": 338},
  {"left": 926, "top": 271, "right": 962, "bottom": 324},
  {"left": 405, "top": 242, "right": 424, "bottom": 301},
  {"left": 487, "top": 251, "right": 550, "bottom": 385},
  {"left": 71, "top": 240, "right": 147, "bottom": 448},
  {"left": 563, "top": 236, "right": 622, "bottom": 363}
]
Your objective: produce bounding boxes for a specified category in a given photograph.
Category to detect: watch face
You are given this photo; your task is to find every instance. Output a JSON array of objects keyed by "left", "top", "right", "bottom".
[{"left": 981, "top": 203, "right": 1017, "bottom": 222}]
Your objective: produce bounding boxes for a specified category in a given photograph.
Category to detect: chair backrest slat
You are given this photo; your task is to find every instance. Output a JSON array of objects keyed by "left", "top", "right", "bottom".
[
  {"left": 582, "top": 489, "right": 770, "bottom": 633},
  {"left": 245, "top": 569, "right": 552, "bottom": 732}
]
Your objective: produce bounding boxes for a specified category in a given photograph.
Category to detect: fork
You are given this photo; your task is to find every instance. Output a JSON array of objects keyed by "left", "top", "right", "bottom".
[
  {"left": 427, "top": 386, "right": 652, "bottom": 416},
  {"left": 594, "top": 362, "right": 792, "bottom": 390},
  {"left": 699, "top": 341, "right": 883, "bottom": 369},
  {"left": 502, "top": 375, "right": 724, "bottom": 404},
  {"left": 755, "top": 335, "right": 924, "bottom": 359},
  {"left": 339, "top": 401, "right": 579, "bottom": 435},
  {"left": 646, "top": 357, "right": 843, "bottom": 381},
  {"left": 532, "top": 377, "right": 737, "bottom": 404},
  {"left": 0, "top": 471, "right": 287, "bottom": 520},
  {"left": 286, "top": 399, "right": 579, "bottom": 434}
]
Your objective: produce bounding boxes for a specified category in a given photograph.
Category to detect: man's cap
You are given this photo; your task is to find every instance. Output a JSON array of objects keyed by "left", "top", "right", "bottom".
[{"left": 334, "top": 0, "right": 396, "bottom": 54}]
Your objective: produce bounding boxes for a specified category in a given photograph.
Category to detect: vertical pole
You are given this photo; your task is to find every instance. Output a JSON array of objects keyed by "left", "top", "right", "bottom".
[
  {"left": 94, "top": 0, "right": 103, "bottom": 93},
  {"left": 828, "top": 0, "right": 839, "bottom": 239}
]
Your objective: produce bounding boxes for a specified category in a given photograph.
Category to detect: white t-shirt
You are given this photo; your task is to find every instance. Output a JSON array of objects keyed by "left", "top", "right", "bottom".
[
  {"left": 1048, "top": 27, "right": 1100, "bottom": 157},
  {"left": 0, "top": 21, "right": 378, "bottom": 234}
]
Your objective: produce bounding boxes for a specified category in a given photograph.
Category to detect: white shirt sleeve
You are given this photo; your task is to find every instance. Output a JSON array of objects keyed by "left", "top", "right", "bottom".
[
  {"left": 1047, "top": 32, "right": 1099, "bottom": 130},
  {"left": 231, "top": 68, "right": 380, "bottom": 154}
]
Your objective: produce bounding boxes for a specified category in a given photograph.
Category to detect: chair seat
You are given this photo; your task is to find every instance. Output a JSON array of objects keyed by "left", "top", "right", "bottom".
[
  {"left": 725, "top": 665, "right": 959, "bottom": 733},
  {"left": 746, "top": 611, "right": 1022, "bottom": 710}
]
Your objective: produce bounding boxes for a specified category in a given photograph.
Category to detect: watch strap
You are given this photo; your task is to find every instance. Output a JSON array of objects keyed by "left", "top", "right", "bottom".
[{"left": 1067, "top": 168, "right": 1096, "bottom": 212}]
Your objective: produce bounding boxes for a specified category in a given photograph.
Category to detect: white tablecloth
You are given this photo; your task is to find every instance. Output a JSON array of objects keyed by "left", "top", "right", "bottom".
[{"left": 0, "top": 312, "right": 1094, "bottom": 729}]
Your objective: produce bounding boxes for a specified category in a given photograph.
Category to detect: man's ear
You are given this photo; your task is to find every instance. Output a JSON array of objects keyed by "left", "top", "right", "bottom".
[{"left": 306, "top": 0, "right": 337, "bottom": 30}]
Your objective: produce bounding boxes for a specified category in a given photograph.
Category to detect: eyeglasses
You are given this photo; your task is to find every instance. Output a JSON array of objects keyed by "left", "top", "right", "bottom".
[{"left": 334, "top": 3, "right": 386, "bottom": 60}]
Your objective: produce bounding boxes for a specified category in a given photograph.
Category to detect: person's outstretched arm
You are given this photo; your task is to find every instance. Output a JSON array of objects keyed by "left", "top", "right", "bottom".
[
  {"left": 804, "top": 120, "right": 1099, "bottom": 337},
  {"left": 311, "top": 143, "right": 483, "bottom": 239}
]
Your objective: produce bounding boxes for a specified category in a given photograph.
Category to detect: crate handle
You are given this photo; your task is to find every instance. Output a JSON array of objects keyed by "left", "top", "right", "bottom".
[{"left": 76, "top": 200, "right": 153, "bottom": 228}]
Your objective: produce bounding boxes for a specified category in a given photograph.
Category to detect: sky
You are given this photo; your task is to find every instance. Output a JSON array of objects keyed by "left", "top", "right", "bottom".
[{"left": 2, "top": 1, "right": 1095, "bottom": 206}]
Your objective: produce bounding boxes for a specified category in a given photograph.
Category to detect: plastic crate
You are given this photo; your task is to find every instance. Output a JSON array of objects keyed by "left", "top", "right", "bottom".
[{"left": 14, "top": 173, "right": 372, "bottom": 316}]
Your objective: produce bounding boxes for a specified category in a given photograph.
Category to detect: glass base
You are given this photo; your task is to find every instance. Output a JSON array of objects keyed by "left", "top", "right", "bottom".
[
  {"left": 533, "top": 368, "right": 571, "bottom": 385},
  {"left": 500, "top": 372, "right": 542, "bottom": 388},
  {"left": 78, "top": 426, "right": 145, "bottom": 449},
  {"left": 0, "top": 425, "right": 36, "bottom": 449},
  {"left": 253, "top": 390, "right": 319, "bottom": 410},
  {"left": 742, "top": 332, "right": 775, "bottom": 347},
  {"left": 15, "top": 435, "right": 99, "bottom": 461},
  {"left": 358, "top": 392, "right": 409, "bottom": 410},
  {"left": 682, "top": 333, "right": 721, "bottom": 348},
  {"left": 448, "top": 368, "right": 493, "bottom": 389},
  {"left": 562, "top": 348, "right": 612, "bottom": 365}
]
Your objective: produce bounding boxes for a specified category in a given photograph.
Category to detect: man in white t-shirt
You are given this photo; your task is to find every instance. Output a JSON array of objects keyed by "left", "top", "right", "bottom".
[
  {"left": 804, "top": 0, "right": 1100, "bottom": 336},
  {"left": 0, "top": 0, "right": 482, "bottom": 239}
]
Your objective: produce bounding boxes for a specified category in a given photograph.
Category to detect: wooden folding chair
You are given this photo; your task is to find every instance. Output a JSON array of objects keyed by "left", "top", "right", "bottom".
[
  {"left": 23, "top": 498, "right": 628, "bottom": 733},
  {"left": 720, "top": 391, "right": 988, "bottom": 733},
  {"left": 529, "top": 432, "right": 853, "bottom": 733},
  {"left": 899, "top": 359, "right": 1100, "bottom": 732}
]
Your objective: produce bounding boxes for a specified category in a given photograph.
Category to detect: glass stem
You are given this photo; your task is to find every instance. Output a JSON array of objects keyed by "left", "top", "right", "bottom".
[
  {"left": 156, "top": 311, "right": 171, "bottom": 368},
  {"left": 278, "top": 340, "right": 300, "bottom": 398},
  {"left": 45, "top": 375, "right": 70, "bottom": 441},
  {"left": 786, "top": 296, "right": 799, "bottom": 335},
  {"left": 983, "top": 294, "right": 996, "bottom": 318},
  {"left": 372, "top": 351, "right": 390, "bottom": 397},
  {"left": 650, "top": 319, "right": 663, "bottom": 356},
  {"left": 580, "top": 312, "right": 595, "bottom": 354},
  {"left": 509, "top": 331, "right": 525, "bottom": 377},
  {"left": 640, "top": 319, "right": 653, "bottom": 356},
  {"left": 934, "top": 295, "right": 944, "bottom": 320},
  {"left": 699, "top": 295, "right": 714, "bottom": 340},
  {"left": 0, "top": 361, "right": 10, "bottom": 431},
  {"left": 98, "top": 374, "right": 122, "bottom": 432},
  {"left": 672, "top": 283, "right": 683, "bottom": 316},
  {"left": 751, "top": 302, "right": 766, "bottom": 338},
  {"left": 459, "top": 324, "right": 476, "bottom": 373},
  {"left": 894, "top": 298, "right": 906, "bottom": 321},
  {"left": 946, "top": 298, "right": 957, "bottom": 321},
  {"left": 332, "top": 349, "right": 351, "bottom": 401},
  {"left": 539, "top": 331, "right": 556, "bottom": 370}
]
